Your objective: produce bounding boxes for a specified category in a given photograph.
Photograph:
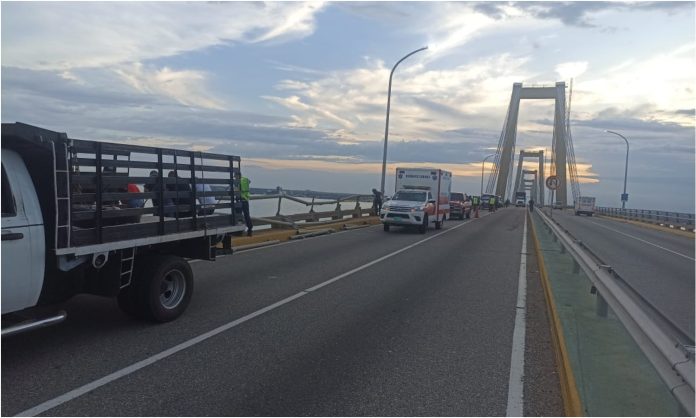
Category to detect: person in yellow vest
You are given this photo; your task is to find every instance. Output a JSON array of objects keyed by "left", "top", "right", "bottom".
[
  {"left": 240, "top": 176, "right": 253, "bottom": 236},
  {"left": 489, "top": 196, "right": 496, "bottom": 212}
]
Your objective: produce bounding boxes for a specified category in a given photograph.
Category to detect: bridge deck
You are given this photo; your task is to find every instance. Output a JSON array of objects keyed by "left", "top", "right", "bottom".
[{"left": 2, "top": 208, "right": 564, "bottom": 416}]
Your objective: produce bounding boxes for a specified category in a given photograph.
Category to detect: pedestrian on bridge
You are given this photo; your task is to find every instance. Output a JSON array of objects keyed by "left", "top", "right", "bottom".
[
  {"left": 372, "top": 188, "right": 383, "bottom": 215},
  {"left": 529, "top": 199, "right": 534, "bottom": 212},
  {"left": 489, "top": 196, "right": 496, "bottom": 212},
  {"left": 240, "top": 175, "right": 253, "bottom": 236}
]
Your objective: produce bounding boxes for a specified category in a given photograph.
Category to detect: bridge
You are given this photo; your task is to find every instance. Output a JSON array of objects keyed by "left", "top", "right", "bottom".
[
  {"left": 2, "top": 81, "right": 694, "bottom": 417},
  {"left": 3, "top": 204, "right": 694, "bottom": 416}
]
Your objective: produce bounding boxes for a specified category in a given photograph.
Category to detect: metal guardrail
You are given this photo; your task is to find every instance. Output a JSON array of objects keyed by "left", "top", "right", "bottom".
[
  {"left": 596, "top": 207, "right": 695, "bottom": 231},
  {"left": 246, "top": 188, "right": 375, "bottom": 229},
  {"left": 535, "top": 208, "right": 695, "bottom": 415}
]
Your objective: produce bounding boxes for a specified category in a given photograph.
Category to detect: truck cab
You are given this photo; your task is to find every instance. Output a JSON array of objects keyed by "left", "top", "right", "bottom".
[
  {"left": 381, "top": 189, "right": 436, "bottom": 233},
  {"left": 1, "top": 150, "right": 46, "bottom": 314}
]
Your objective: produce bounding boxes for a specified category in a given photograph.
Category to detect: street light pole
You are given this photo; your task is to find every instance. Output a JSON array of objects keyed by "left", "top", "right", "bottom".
[
  {"left": 380, "top": 46, "right": 428, "bottom": 197},
  {"left": 605, "top": 130, "right": 630, "bottom": 209},
  {"left": 481, "top": 154, "right": 495, "bottom": 196}
]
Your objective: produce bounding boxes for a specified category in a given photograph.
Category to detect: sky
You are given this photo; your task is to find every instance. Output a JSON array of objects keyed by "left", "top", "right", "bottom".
[{"left": 1, "top": 1, "right": 694, "bottom": 212}]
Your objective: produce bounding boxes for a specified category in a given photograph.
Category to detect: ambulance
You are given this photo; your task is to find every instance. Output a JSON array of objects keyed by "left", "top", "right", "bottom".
[{"left": 380, "top": 168, "right": 451, "bottom": 233}]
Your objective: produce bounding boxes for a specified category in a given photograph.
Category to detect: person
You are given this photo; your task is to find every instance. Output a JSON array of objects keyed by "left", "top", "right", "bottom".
[
  {"left": 505, "top": 198, "right": 510, "bottom": 208},
  {"left": 167, "top": 170, "right": 193, "bottom": 217},
  {"left": 145, "top": 170, "right": 175, "bottom": 217},
  {"left": 372, "top": 188, "right": 383, "bottom": 215},
  {"left": 127, "top": 183, "right": 144, "bottom": 209},
  {"left": 240, "top": 175, "right": 252, "bottom": 236},
  {"left": 489, "top": 196, "right": 496, "bottom": 212},
  {"left": 195, "top": 182, "right": 216, "bottom": 216},
  {"left": 472, "top": 195, "right": 480, "bottom": 218},
  {"left": 528, "top": 198, "right": 534, "bottom": 212}
]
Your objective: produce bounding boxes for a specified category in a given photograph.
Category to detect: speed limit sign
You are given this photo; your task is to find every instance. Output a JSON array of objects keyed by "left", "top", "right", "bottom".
[{"left": 546, "top": 175, "right": 560, "bottom": 190}]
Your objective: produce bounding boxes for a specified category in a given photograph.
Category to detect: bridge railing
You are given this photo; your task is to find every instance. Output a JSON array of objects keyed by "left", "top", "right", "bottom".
[
  {"left": 531, "top": 208, "right": 694, "bottom": 415},
  {"left": 245, "top": 188, "right": 375, "bottom": 229},
  {"left": 596, "top": 207, "right": 695, "bottom": 231}
]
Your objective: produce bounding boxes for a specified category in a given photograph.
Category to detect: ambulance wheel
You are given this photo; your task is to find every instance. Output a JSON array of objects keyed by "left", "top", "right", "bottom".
[
  {"left": 383, "top": 224, "right": 390, "bottom": 232},
  {"left": 419, "top": 215, "right": 428, "bottom": 234}
]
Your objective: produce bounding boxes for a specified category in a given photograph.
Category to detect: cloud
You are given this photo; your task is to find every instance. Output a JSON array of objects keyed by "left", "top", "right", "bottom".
[
  {"left": 114, "top": 63, "right": 225, "bottom": 110},
  {"left": 1, "top": 2, "right": 326, "bottom": 70},
  {"left": 555, "top": 61, "right": 588, "bottom": 80},
  {"left": 474, "top": 2, "right": 694, "bottom": 28},
  {"left": 264, "top": 53, "right": 534, "bottom": 141}
]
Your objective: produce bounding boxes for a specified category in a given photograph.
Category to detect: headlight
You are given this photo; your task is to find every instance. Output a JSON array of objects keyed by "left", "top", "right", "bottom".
[{"left": 382, "top": 205, "right": 390, "bottom": 211}]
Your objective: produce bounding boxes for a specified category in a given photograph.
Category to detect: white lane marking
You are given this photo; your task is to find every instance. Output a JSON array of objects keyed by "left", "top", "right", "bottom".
[
  {"left": 506, "top": 214, "right": 527, "bottom": 417},
  {"left": 588, "top": 220, "right": 694, "bottom": 261},
  {"left": 16, "top": 217, "right": 478, "bottom": 417}
]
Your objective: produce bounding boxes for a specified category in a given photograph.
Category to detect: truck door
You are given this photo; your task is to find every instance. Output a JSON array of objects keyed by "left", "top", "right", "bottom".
[{"left": 1, "top": 152, "right": 45, "bottom": 314}]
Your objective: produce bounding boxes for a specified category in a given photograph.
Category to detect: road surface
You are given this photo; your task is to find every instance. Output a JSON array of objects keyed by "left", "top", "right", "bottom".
[{"left": 2, "top": 208, "right": 561, "bottom": 416}]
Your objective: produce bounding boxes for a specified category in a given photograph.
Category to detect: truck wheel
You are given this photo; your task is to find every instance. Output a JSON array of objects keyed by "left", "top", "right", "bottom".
[
  {"left": 419, "top": 215, "right": 428, "bottom": 234},
  {"left": 383, "top": 224, "right": 390, "bottom": 232},
  {"left": 133, "top": 255, "right": 193, "bottom": 322}
]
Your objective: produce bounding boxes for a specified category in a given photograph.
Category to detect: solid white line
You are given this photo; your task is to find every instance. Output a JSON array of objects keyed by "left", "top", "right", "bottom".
[
  {"left": 506, "top": 214, "right": 527, "bottom": 416},
  {"left": 16, "top": 218, "right": 476, "bottom": 417},
  {"left": 589, "top": 220, "right": 694, "bottom": 261}
]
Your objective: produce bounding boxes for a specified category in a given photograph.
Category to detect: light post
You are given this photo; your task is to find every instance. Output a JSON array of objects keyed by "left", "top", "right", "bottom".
[
  {"left": 480, "top": 154, "right": 495, "bottom": 196},
  {"left": 605, "top": 130, "right": 630, "bottom": 209},
  {"left": 380, "top": 46, "right": 428, "bottom": 197}
]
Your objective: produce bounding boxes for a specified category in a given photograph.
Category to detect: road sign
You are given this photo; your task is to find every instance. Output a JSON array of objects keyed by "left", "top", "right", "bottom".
[
  {"left": 621, "top": 193, "right": 629, "bottom": 201},
  {"left": 545, "top": 175, "right": 559, "bottom": 190}
]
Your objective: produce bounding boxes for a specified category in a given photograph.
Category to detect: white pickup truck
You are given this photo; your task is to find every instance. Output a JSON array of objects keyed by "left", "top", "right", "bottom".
[
  {"left": 380, "top": 168, "right": 451, "bottom": 233},
  {"left": 1, "top": 123, "right": 246, "bottom": 336}
]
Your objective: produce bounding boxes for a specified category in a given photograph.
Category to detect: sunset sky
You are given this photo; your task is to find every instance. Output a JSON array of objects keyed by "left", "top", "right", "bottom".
[{"left": 2, "top": 1, "right": 694, "bottom": 211}]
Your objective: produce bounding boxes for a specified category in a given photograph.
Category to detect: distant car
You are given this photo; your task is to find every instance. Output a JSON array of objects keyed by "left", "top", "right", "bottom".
[
  {"left": 449, "top": 192, "right": 471, "bottom": 220},
  {"left": 553, "top": 201, "right": 563, "bottom": 209}
]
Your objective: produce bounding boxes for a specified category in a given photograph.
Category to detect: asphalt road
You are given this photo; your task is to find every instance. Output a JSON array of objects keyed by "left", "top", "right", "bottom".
[
  {"left": 544, "top": 209, "right": 695, "bottom": 340},
  {"left": 2, "top": 208, "right": 559, "bottom": 416}
]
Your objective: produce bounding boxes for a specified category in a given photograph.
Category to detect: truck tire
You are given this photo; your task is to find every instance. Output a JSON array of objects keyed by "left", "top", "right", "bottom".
[
  {"left": 383, "top": 223, "right": 390, "bottom": 232},
  {"left": 132, "top": 255, "right": 193, "bottom": 322},
  {"left": 419, "top": 214, "right": 428, "bottom": 234}
]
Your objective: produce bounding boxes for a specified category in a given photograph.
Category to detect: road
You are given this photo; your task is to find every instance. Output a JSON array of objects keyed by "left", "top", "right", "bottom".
[
  {"left": 544, "top": 209, "right": 695, "bottom": 340},
  {"left": 2, "top": 208, "right": 559, "bottom": 416}
]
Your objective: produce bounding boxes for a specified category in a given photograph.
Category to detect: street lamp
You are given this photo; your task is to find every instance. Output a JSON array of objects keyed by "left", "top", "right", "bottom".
[
  {"left": 605, "top": 130, "right": 630, "bottom": 209},
  {"left": 380, "top": 46, "right": 429, "bottom": 197},
  {"left": 481, "top": 154, "right": 495, "bottom": 196}
]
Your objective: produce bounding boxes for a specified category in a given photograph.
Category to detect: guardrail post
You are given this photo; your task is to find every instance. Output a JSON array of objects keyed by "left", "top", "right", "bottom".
[
  {"left": 353, "top": 197, "right": 361, "bottom": 218},
  {"left": 596, "top": 291, "right": 608, "bottom": 318}
]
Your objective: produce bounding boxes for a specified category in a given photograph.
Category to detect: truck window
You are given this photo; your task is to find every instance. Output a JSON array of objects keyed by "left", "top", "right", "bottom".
[{"left": 1, "top": 165, "right": 16, "bottom": 217}]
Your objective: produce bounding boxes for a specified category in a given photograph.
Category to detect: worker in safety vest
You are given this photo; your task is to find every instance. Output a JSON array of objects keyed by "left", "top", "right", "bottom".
[
  {"left": 240, "top": 176, "right": 253, "bottom": 236},
  {"left": 472, "top": 195, "right": 480, "bottom": 218},
  {"left": 489, "top": 196, "right": 496, "bottom": 212}
]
